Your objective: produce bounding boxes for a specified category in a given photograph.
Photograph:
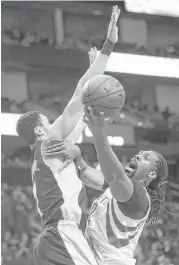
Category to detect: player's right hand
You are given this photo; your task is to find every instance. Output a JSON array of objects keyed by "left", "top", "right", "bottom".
[{"left": 107, "top": 5, "right": 120, "bottom": 44}]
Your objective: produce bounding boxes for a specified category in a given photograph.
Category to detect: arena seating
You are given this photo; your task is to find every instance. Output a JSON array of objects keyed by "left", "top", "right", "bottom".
[
  {"left": 2, "top": 96, "right": 179, "bottom": 130},
  {"left": 2, "top": 28, "right": 179, "bottom": 58}
]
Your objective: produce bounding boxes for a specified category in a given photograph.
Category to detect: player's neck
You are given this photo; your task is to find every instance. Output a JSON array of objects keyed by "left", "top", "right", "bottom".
[
  {"left": 37, "top": 135, "right": 47, "bottom": 142},
  {"left": 30, "top": 135, "right": 47, "bottom": 149}
]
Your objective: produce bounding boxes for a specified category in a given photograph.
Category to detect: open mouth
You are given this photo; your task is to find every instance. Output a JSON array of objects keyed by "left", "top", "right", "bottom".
[{"left": 125, "top": 158, "right": 138, "bottom": 178}]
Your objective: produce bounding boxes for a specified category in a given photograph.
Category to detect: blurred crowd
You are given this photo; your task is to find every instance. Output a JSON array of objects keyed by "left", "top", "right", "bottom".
[
  {"left": 2, "top": 95, "right": 179, "bottom": 130},
  {"left": 2, "top": 182, "right": 179, "bottom": 265},
  {"left": 2, "top": 28, "right": 179, "bottom": 58},
  {"left": 2, "top": 152, "right": 30, "bottom": 169}
]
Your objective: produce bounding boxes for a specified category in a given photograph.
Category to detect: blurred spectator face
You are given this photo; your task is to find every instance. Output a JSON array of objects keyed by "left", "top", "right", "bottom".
[{"left": 124, "top": 150, "right": 158, "bottom": 182}]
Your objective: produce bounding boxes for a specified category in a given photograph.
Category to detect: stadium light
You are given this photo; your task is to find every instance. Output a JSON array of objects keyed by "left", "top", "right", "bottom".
[
  {"left": 1, "top": 113, "right": 20, "bottom": 136},
  {"left": 97, "top": 51, "right": 179, "bottom": 78},
  {"left": 1, "top": 113, "right": 84, "bottom": 143},
  {"left": 107, "top": 136, "right": 124, "bottom": 146},
  {"left": 125, "top": 0, "right": 179, "bottom": 18},
  {"left": 107, "top": 52, "right": 179, "bottom": 78}
]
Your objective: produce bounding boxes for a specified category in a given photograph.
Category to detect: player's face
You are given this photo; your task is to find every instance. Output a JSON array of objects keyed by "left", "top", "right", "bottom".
[
  {"left": 125, "top": 150, "right": 159, "bottom": 181},
  {"left": 40, "top": 114, "right": 52, "bottom": 134}
]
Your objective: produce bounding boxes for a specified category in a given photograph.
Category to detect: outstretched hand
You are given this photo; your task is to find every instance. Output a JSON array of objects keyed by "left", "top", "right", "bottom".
[
  {"left": 107, "top": 5, "right": 120, "bottom": 44},
  {"left": 88, "top": 47, "right": 98, "bottom": 66},
  {"left": 83, "top": 107, "right": 113, "bottom": 133}
]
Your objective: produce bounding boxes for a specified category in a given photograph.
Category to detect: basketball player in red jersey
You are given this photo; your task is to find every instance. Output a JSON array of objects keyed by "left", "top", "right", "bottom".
[
  {"left": 16, "top": 6, "right": 120, "bottom": 265},
  {"left": 46, "top": 108, "right": 168, "bottom": 265}
]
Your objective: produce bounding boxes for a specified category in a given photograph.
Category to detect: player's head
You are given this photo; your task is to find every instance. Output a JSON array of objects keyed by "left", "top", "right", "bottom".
[
  {"left": 16, "top": 111, "right": 52, "bottom": 146},
  {"left": 125, "top": 150, "right": 168, "bottom": 224}
]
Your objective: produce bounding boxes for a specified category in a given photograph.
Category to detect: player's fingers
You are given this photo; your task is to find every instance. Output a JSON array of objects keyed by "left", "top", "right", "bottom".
[
  {"left": 44, "top": 146, "right": 65, "bottom": 154},
  {"left": 44, "top": 142, "right": 64, "bottom": 151},
  {"left": 83, "top": 115, "right": 89, "bottom": 124},
  {"left": 88, "top": 106, "right": 95, "bottom": 118},
  {"left": 112, "top": 6, "right": 119, "bottom": 25},
  {"left": 89, "top": 48, "right": 93, "bottom": 55},
  {"left": 111, "top": 6, "right": 115, "bottom": 19},
  {"left": 84, "top": 106, "right": 92, "bottom": 120},
  {"left": 94, "top": 47, "right": 98, "bottom": 54},
  {"left": 99, "top": 112, "right": 106, "bottom": 121},
  {"left": 106, "top": 117, "right": 114, "bottom": 124},
  {"left": 45, "top": 139, "right": 65, "bottom": 147},
  {"left": 44, "top": 151, "right": 61, "bottom": 156},
  {"left": 117, "top": 8, "right": 120, "bottom": 20}
]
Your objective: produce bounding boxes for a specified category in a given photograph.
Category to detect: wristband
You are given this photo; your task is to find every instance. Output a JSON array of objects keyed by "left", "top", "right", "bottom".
[{"left": 101, "top": 39, "right": 115, "bottom": 56}]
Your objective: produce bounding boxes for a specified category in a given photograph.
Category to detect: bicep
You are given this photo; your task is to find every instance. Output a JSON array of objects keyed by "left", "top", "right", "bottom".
[
  {"left": 67, "top": 116, "right": 86, "bottom": 144},
  {"left": 109, "top": 176, "right": 134, "bottom": 203},
  {"left": 48, "top": 96, "right": 83, "bottom": 140},
  {"left": 117, "top": 180, "right": 149, "bottom": 219}
]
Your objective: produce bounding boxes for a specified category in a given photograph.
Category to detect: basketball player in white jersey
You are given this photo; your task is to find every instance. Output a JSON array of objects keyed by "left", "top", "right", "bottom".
[
  {"left": 81, "top": 107, "right": 168, "bottom": 265},
  {"left": 16, "top": 6, "right": 120, "bottom": 265},
  {"left": 46, "top": 108, "right": 168, "bottom": 265}
]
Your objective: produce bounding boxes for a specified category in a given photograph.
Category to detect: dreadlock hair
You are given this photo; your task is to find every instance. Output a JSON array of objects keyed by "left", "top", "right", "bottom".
[
  {"left": 16, "top": 110, "right": 43, "bottom": 146},
  {"left": 146, "top": 151, "right": 168, "bottom": 225}
]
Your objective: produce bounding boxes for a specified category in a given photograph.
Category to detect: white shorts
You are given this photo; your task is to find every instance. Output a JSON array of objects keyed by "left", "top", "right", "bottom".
[{"left": 57, "top": 221, "right": 98, "bottom": 265}]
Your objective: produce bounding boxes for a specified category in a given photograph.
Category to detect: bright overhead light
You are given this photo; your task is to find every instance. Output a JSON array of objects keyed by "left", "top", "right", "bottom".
[
  {"left": 105, "top": 52, "right": 179, "bottom": 78},
  {"left": 125, "top": 0, "right": 179, "bottom": 18},
  {"left": 107, "top": 136, "right": 124, "bottom": 146},
  {"left": 1, "top": 113, "right": 20, "bottom": 136}
]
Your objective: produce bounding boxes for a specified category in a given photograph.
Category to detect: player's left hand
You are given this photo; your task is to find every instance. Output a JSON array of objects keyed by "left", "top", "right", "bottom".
[
  {"left": 107, "top": 5, "right": 120, "bottom": 44},
  {"left": 44, "top": 139, "right": 81, "bottom": 162},
  {"left": 83, "top": 106, "right": 113, "bottom": 133}
]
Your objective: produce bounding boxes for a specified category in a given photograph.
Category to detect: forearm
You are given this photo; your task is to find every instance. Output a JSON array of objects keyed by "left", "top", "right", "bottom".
[
  {"left": 76, "top": 156, "right": 105, "bottom": 190},
  {"left": 75, "top": 39, "right": 115, "bottom": 97},
  {"left": 92, "top": 129, "right": 126, "bottom": 184}
]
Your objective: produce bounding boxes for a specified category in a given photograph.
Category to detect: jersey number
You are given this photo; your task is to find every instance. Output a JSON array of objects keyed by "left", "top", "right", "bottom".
[{"left": 90, "top": 195, "right": 109, "bottom": 216}]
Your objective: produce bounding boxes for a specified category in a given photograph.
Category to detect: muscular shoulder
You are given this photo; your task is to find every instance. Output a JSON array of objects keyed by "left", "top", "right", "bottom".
[{"left": 117, "top": 180, "right": 149, "bottom": 220}]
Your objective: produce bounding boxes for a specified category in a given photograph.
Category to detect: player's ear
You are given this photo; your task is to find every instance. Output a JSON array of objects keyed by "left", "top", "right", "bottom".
[
  {"left": 148, "top": 171, "right": 157, "bottom": 180},
  {"left": 34, "top": 126, "right": 44, "bottom": 137}
]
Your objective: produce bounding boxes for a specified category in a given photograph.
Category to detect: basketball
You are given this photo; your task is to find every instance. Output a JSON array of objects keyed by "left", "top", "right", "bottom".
[{"left": 81, "top": 75, "right": 126, "bottom": 118}]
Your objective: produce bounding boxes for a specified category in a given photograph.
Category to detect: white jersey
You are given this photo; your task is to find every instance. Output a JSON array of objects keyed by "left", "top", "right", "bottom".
[
  {"left": 85, "top": 187, "right": 151, "bottom": 265},
  {"left": 31, "top": 140, "right": 87, "bottom": 230}
]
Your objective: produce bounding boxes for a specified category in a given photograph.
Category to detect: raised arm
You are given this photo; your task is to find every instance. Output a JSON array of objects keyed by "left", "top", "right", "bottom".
[
  {"left": 83, "top": 107, "right": 134, "bottom": 202},
  {"left": 66, "top": 48, "right": 98, "bottom": 144},
  {"left": 47, "top": 6, "right": 120, "bottom": 141}
]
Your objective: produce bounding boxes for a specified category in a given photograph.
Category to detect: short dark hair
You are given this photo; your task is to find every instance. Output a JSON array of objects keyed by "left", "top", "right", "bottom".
[{"left": 16, "top": 111, "right": 43, "bottom": 145}]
